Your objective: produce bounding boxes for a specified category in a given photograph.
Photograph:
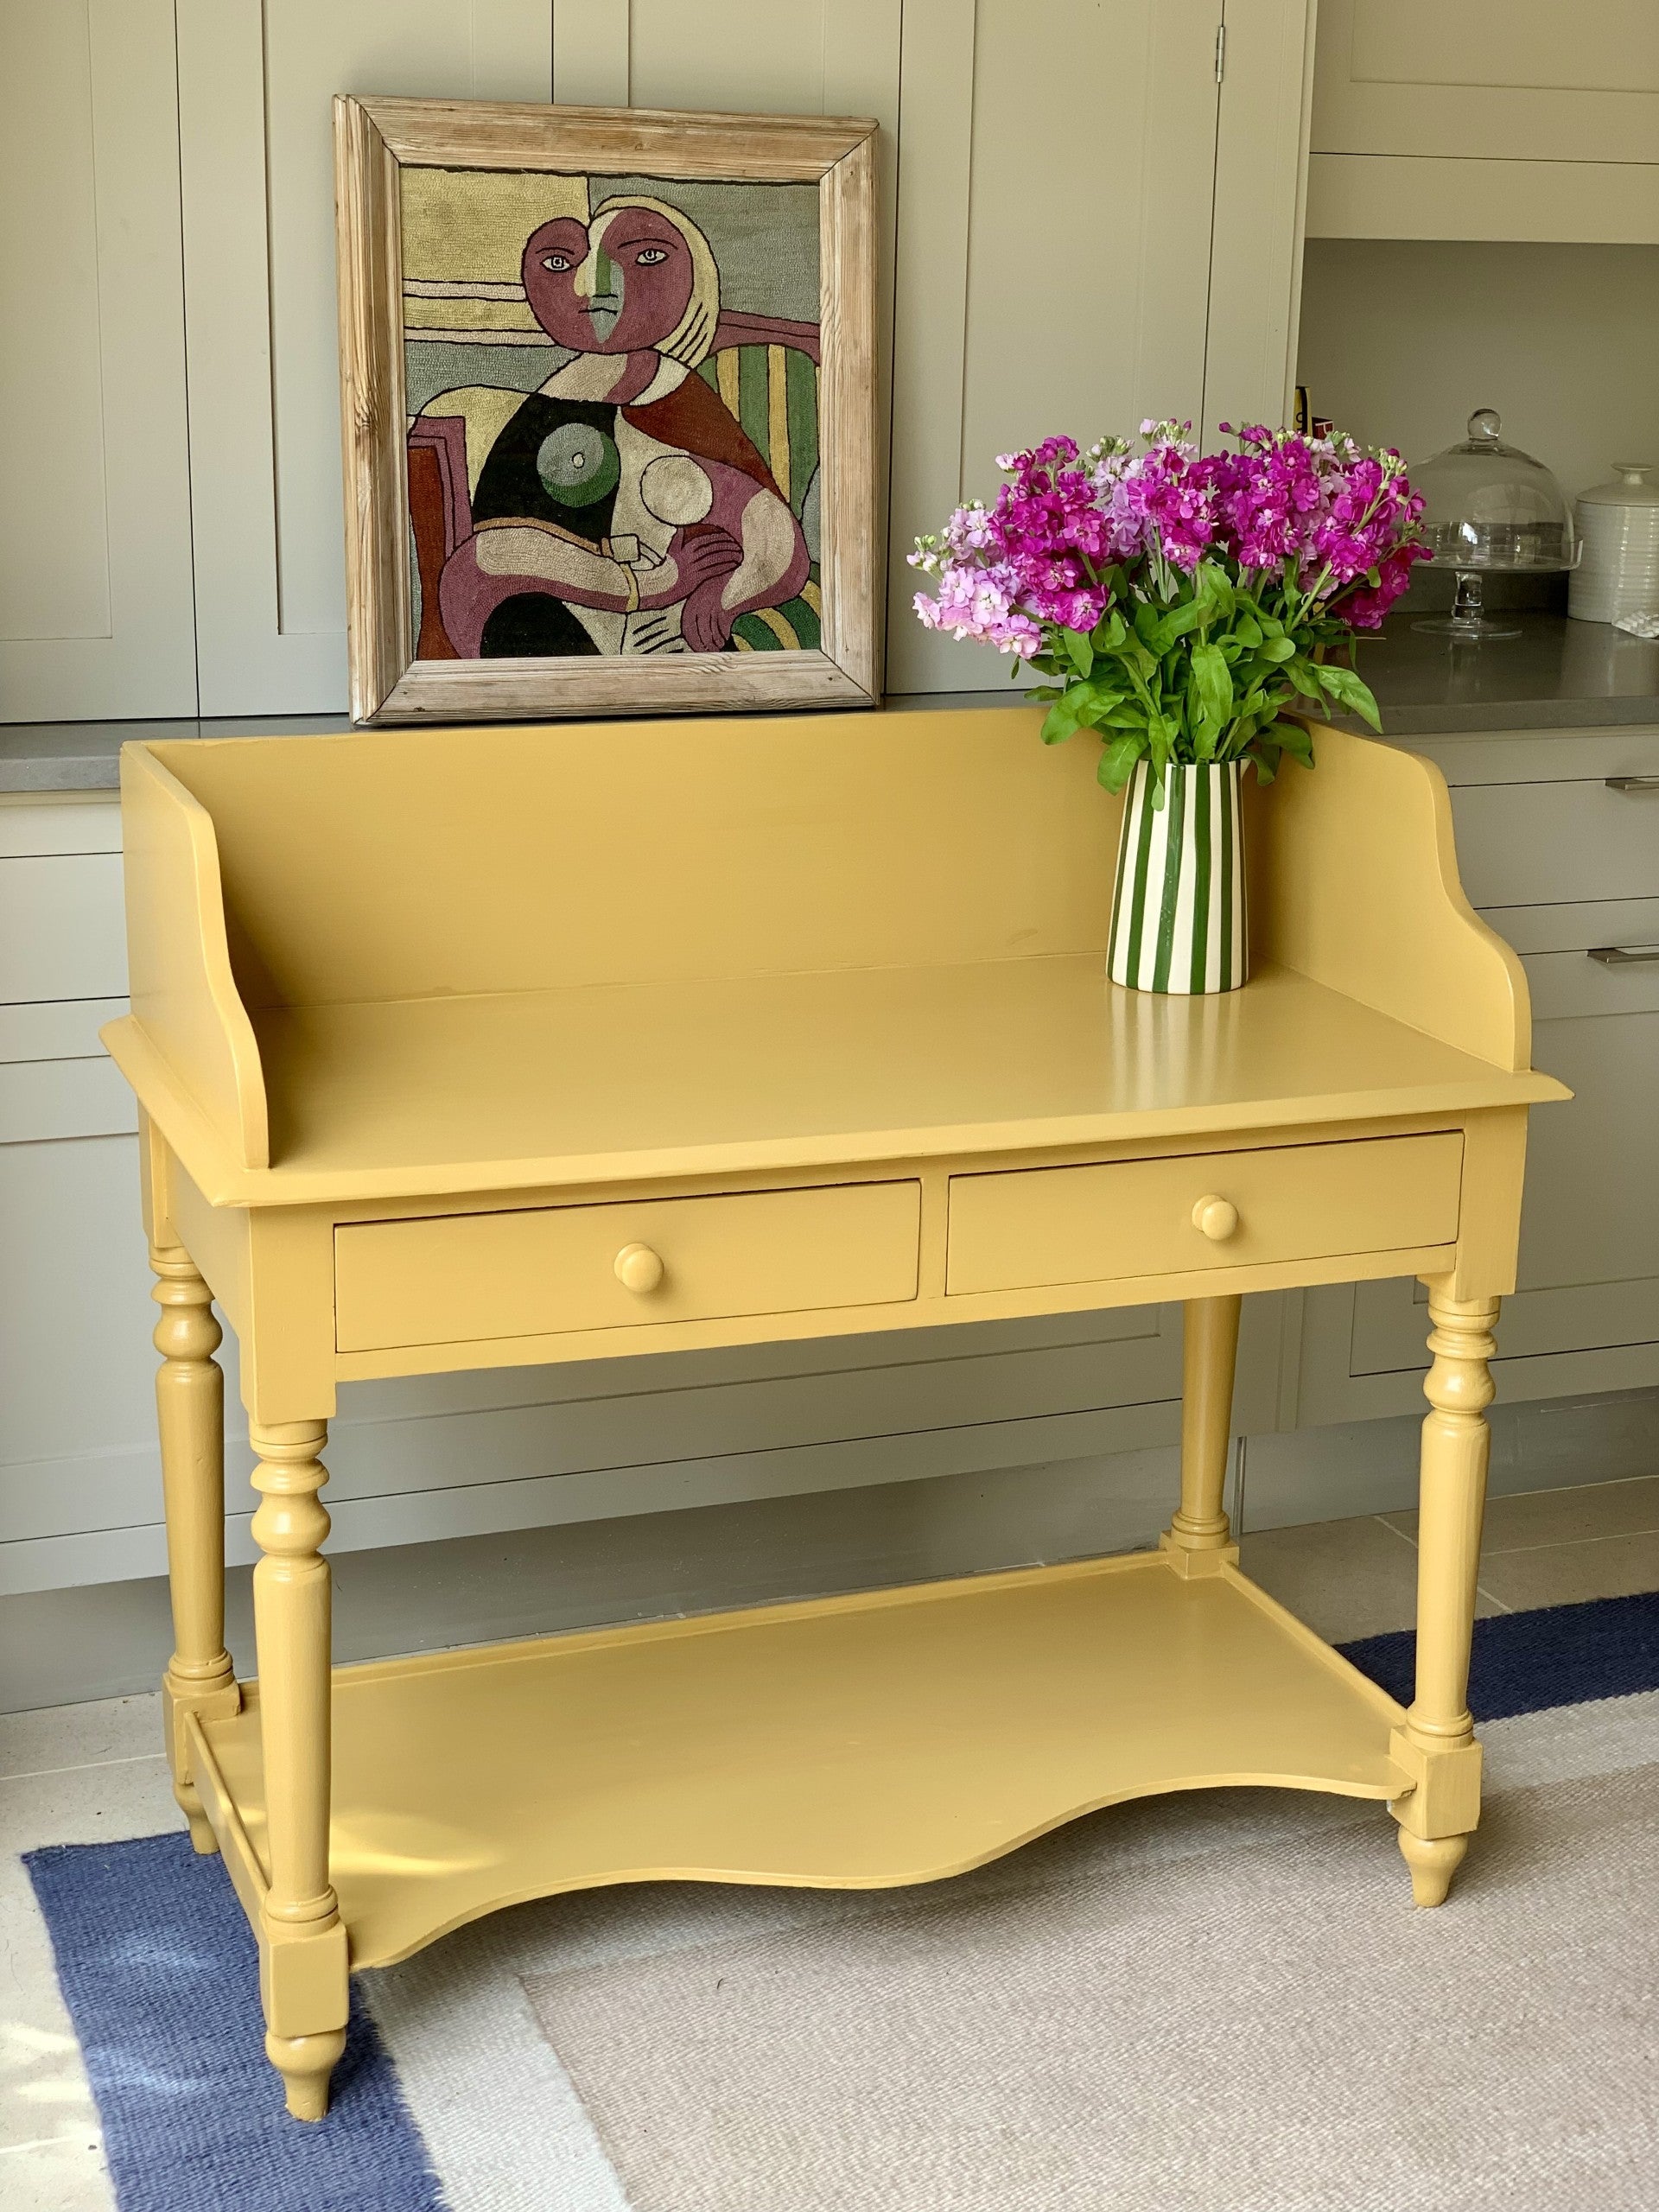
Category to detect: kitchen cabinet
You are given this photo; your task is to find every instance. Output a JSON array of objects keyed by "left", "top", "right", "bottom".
[
  {"left": 0, "top": 1, "right": 197, "bottom": 720},
  {"left": 4, "top": 1, "right": 1319, "bottom": 722},
  {"left": 1306, "top": 0, "right": 1659, "bottom": 244},
  {"left": 1297, "top": 728, "right": 1659, "bottom": 1421}
]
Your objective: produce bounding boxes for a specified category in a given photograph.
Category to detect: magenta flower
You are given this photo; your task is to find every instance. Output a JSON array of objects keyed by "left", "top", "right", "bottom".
[{"left": 910, "top": 421, "right": 1427, "bottom": 775}]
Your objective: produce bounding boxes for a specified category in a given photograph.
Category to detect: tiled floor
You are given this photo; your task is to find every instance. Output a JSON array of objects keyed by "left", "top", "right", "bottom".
[
  {"left": 1240, "top": 1471, "right": 1659, "bottom": 1643},
  {"left": 4, "top": 1473, "right": 1659, "bottom": 2212}
]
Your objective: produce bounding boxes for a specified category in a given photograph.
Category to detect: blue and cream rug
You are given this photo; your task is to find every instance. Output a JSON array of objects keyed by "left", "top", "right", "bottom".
[{"left": 24, "top": 1591, "right": 1659, "bottom": 2212}]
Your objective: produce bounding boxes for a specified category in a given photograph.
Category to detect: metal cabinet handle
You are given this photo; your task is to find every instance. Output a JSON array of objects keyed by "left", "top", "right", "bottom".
[
  {"left": 1587, "top": 946, "right": 1659, "bottom": 965},
  {"left": 1605, "top": 776, "right": 1659, "bottom": 792}
]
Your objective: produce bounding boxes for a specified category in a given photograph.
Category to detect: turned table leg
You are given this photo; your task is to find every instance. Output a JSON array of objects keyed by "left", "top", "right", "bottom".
[
  {"left": 1161, "top": 1294, "right": 1242, "bottom": 1573},
  {"left": 1392, "top": 1284, "right": 1498, "bottom": 1907},
  {"left": 250, "top": 1419, "right": 349, "bottom": 2120},
  {"left": 151, "top": 1243, "right": 239, "bottom": 1851}
]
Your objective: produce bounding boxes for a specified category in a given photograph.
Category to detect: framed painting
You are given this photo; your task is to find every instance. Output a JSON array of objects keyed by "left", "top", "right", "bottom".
[{"left": 334, "top": 97, "right": 879, "bottom": 723}]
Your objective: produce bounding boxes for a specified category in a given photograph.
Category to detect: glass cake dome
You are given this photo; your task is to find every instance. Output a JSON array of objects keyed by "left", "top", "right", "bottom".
[{"left": 1412, "top": 408, "right": 1576, "bottom": 641}]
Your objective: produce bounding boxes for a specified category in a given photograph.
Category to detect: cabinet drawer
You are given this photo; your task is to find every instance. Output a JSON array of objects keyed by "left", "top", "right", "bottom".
[
  {"left": 946, "top": 1135, "right": 1463, "bottom": 1296},
  {"left": 335, "top": 1180, "right": 922, "bottom": 1353},
  {"left": 0, "top": 853, "right": 128, "bottom": 1001},
  {"left": 1450, "top": 779, "right": 1659, "bottom": 909},
  {"left": 0, "top": 1058, "right": 137, "bottom": 1145}
]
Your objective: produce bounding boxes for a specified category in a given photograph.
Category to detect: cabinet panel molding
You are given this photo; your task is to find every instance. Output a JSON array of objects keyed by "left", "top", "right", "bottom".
[
  {"left": 0, "top": 0, "right": 196, "bottom": 720},
  {"left": 1313, "top": 0, "right": 1659, "bottom": 166}
]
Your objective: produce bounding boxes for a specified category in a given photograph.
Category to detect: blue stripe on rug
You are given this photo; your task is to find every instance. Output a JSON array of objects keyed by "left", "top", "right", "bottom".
[
  {"left": 1340, "top": 1587, "right": 1659, "bottom": 1721},
  {"left": 23, "top": 1831, "right": 448, "bottom": 2212}
]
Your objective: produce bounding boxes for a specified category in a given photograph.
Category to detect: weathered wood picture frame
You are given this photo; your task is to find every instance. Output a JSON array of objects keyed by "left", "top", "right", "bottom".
[{"left": 334, "top": 96, "right": 879, "bottom": 724}]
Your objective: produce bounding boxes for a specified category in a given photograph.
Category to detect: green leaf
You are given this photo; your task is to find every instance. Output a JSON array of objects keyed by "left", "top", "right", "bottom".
[
  {"left": 1261, "top": 636, "right": 1296, "bottom": 664},
  {"left": 1063, "top": 627, "right": 1095, "bottom": 677},
  {"left": 1091, "top": 610, "right": 1128, "bottom": 652},
  {"left": 1250, "top": 741, "right": 1281, "bottom": 784},
  {"left": 1147, "top": 711, "right": 1179, "bottom": 771},
  {"left": 1147, "top": 600, "right": 1209, "bottom": 656},
  {"left": 1269, "top": 717, "right": 1316, "bottom": 767},
  {"left": 1313, "top": 662, "right": 1383, "bottom": 732},
  {"left": 1040, "top": 702, "right": 1081, "bottom": 745},
  {"left": 1190, "top": 639, "right": 1233, "bottom": 734},
  {"left": 1284, "top": 656, "right": 1325, "bottom": 702},
  {"left": 1097, "top": 731, "right": 1145, "bottom": 793},
  {"left": 1193, "top": 559, "right": 1232, "bottom": 613}
]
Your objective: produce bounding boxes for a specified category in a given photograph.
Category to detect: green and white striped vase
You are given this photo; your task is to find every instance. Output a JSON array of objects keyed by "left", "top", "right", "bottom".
[{"left": 1106, "top": 759, "right": 1249, "bottom": 995}]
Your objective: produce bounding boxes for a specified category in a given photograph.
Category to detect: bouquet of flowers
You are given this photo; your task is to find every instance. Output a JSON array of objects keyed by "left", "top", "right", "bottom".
[{"left": 910, "top": 422, "right": 1429, "bottom": 797}]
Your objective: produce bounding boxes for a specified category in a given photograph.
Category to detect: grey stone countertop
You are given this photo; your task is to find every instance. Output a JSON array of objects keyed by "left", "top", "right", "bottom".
[
  {"left": 3, "top": 615, "right": 1656, "bottom": 793},
  {"left": 1342, "top": 611, "right": 1659, "bottom": 737},
  {"left": 0, "top": 714, "right": 355, "bottom": 793}
]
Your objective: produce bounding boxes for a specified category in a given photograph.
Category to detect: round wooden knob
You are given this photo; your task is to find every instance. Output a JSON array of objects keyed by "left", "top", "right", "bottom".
[
  {"left": 613, "top": 1243, "right": 665, "bottom": 1294},
  {"left": 1192, "top": 1194, "right": 1239, "bottom": 1243}
]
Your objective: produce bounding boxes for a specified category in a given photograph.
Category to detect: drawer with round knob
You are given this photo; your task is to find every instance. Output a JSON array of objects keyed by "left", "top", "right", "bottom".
[
  {"left": 944, "top": 1135, "right": 1463, "bottom": 1297},
  {"left": 334, "top": 1179, "right": 922, "bottom": 1353}
]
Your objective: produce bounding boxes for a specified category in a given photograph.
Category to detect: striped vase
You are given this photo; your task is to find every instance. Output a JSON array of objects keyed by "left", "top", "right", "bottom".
[{"left": 1106, "top": 759, "right": 1249, "bottom": 995}]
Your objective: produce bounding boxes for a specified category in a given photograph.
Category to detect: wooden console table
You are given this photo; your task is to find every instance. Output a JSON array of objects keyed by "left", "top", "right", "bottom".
[{"left": 105, "top": 709, "right": 1564, "bottom": 2119}]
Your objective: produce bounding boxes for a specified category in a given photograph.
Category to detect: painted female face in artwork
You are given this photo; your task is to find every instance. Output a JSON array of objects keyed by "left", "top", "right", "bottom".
[{"left": 522, "top": 205, "right": 697, "bottom": 355}]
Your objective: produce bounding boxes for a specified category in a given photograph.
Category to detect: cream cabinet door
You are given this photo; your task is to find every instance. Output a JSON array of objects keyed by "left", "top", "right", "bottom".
[
  {"left": 0, "top": 0, "right": 196, "bottom": 720},
  {"left": 175, "top": 0, "right": 556, "bottom": 715},
  {"left": 889, "top": 0, "right": 1224, "bottom": 694},
  {"left": 1313, "top": 0, "right": 1659, "bottom": 164}
]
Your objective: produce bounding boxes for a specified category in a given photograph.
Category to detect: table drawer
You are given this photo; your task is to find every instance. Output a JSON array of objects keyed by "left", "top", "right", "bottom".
[
  {"left": 335, "top": 1180, "right": 922, "bottom": 1353},
  {"left": 945, "top": 1135, "right": 1463, "bottom": 1296}
]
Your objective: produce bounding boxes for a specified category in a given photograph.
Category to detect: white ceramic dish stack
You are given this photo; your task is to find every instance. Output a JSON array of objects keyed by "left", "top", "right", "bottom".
[{"left": 1569, "top": 463, "right": 1659, "bottom": 625}]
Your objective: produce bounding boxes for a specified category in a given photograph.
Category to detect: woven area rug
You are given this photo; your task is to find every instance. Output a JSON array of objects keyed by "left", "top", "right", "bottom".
[{"left": 24, "top": 1590, "right": 1659, "bottom": 2212}]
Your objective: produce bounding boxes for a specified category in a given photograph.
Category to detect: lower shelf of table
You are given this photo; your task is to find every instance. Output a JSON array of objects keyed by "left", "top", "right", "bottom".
[{"left": 191, "top": 1549, "right": 1412, "bottom": 1971}]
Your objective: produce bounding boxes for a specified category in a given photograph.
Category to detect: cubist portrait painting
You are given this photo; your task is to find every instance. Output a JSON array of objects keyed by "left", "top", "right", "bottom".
[{"left": 403, "top": 168, "right": 823, "bottom": 661}]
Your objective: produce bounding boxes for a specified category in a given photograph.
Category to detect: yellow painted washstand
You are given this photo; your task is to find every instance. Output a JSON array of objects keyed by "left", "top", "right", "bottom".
[{"left": 103, "top": 708, "right": 1566, "bottom": 2119}]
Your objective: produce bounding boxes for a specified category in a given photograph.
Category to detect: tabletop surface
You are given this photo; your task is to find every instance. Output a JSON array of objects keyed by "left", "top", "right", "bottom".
[{"left": 236, "top": 955, "right": 1558, "bottom": 1204}]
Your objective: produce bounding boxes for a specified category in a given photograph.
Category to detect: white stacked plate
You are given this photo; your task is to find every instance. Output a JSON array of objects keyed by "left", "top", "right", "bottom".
[{"left": 1570, "top": 462, "right": 1659, "bottom": 625}]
